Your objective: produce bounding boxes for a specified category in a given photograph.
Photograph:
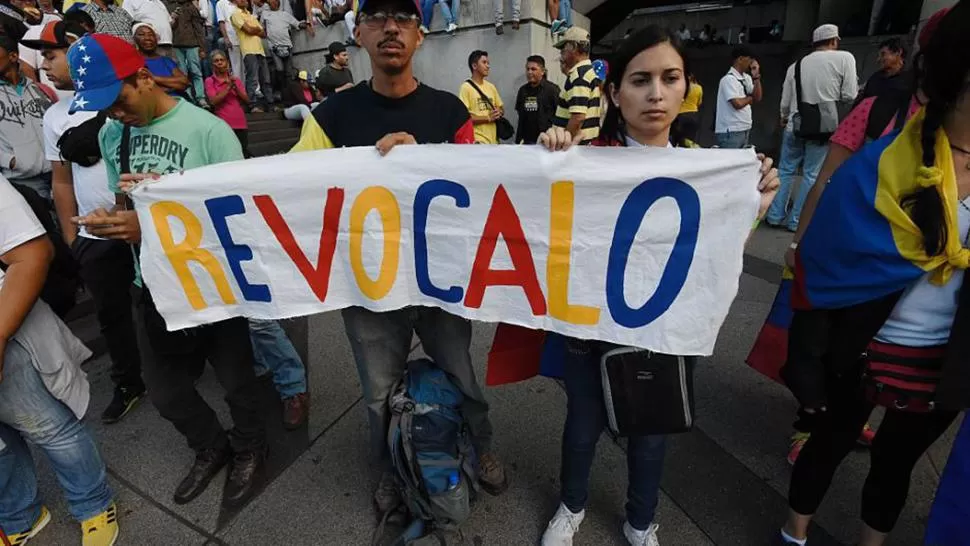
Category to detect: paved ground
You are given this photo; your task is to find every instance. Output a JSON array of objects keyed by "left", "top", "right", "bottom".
[{"left": 24, "top": 225, "right": 960, "bottom": 546}]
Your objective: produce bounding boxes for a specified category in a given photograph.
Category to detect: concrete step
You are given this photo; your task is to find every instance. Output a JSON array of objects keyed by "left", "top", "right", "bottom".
[
  {"left": 248, "top": 115, "right": 302, "bottom": 132},
  {"left": 250, "top": 136, "right": 301, "bottom": 157},
  {"left": 251, "top": 127, "right": 302, "bottom": 143}
]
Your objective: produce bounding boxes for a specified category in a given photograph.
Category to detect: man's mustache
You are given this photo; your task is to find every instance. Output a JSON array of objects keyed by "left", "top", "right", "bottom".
[{"left": 378, "top": 38, "right": 405, "bottom": 49}]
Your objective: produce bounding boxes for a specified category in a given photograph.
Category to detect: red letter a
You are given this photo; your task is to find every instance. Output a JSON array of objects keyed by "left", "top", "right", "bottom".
[{"left": 464, "top": 185, "right": 547, "bottom": 315}]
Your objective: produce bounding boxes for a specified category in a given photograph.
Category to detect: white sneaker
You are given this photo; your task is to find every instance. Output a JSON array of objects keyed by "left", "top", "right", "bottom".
[
  {"left": 541, "top": 503, "right": 585, "bottom": 546},
  {"left": 446, "top": 23, "right": 457, "bottom": 33},
  {"left": 419, "top": 24, "right": 429, "bottom": 34},
  {"left": 623, "top": 522, "right": 660, "bottom": 546}
]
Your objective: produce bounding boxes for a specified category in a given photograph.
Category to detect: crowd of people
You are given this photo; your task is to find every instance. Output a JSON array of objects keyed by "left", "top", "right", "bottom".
[{"left": 0, "top": 0, "right": 968, "bottom": 544}]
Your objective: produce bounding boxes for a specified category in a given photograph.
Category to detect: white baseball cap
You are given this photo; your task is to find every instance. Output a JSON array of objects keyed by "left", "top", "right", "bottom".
[{"left": 812, "top": 24, "right": 839, "bottom": 43}]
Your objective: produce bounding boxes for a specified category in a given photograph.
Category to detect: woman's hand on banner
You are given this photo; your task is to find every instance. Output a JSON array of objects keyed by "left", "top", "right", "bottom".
[
  {"left": 376, "top": 132, "right": 417, "bottom": 156},
  {"left": 539, "top": 126, "right": 582, "bottom": 152},
  {"left": 756, "top": 153, "right": 780, "bottom": 221}
]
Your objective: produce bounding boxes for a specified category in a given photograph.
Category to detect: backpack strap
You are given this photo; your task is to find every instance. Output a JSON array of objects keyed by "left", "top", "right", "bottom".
[
  {"left": 465, "top": 79, "right": 496, "bottom": 111},
  {"left": 794, "top": 58, "right": 805, "bottom": 108}
]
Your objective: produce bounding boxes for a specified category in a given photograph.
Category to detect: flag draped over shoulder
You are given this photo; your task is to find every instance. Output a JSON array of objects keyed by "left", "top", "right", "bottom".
[
  {"left": 793, "top": 108, "right": 968, "bottom": 310},
  {"left": 747, "top": 108, "right": 968, "bottom": 381}
]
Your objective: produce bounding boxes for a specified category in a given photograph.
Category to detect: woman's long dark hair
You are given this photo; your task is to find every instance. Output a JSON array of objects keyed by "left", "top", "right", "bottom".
[
  {"left": 902, "top": 2, "right": 969, "bottom": 256},
  {"left": 600, "top": 25, "right": 691, "bottom": 147}
]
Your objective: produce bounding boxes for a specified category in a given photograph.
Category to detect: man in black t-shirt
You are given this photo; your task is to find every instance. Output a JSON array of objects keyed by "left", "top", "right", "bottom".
[
  {"left": 290, "top": 0, "right": 509, "bottom": 519},
  {"left": 514, "top": 54, "right": 559, "bottom": 144},
  {"left": 314, "top": 40, "right": 354, "bottom": 97},
  {"left": 859, "top": 37, "right": 909, "bottom": 103}
]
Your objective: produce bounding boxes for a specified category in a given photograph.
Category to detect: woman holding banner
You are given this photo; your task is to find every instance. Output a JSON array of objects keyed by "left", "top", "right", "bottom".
[
  {"left": 778, "top": 4, "right": 970, "bottom": 546},
  {"left": 537, "top": 26, "right": 780, "bottom": 546}
]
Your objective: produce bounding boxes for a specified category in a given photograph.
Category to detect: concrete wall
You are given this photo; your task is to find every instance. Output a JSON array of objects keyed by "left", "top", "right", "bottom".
[{"left": 289, "top": 0, "right": 588, "bottom": 131}]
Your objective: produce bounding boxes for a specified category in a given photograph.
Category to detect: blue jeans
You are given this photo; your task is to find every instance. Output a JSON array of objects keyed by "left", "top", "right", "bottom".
[
  {"left": 341, "top": 306, "right": 492, "bottom": 463},
  {"left": 174, "top": 46, "right": 205, "bottom": 105},
  {"left": 0, "top": 341, "right": 113, "bottom": 533},
  {"left": 422, "top": 0, "right": 459, "bottom": 26},
  {"left": 249, "top": 319, "right": 307, "bottom": 399},
  {"left": 766, "top": 128, "right": 828, "bottom": 230},
  {"left": 715, "top": 129, "right": 750, "bottom": 149},
  {"left": 560, "top": 338, "right": 666, "bottom": 530},
  {"left": 558, "top": 0, "right": 572, "bottom": 25}
]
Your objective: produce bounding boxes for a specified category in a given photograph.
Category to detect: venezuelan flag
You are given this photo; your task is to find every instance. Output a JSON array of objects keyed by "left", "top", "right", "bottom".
[
  {"left": 793, "top": 108, "right": 968, "bottom": 310},
  {"left": 745, "top": 267, "right": 794, "bottom": 383}
]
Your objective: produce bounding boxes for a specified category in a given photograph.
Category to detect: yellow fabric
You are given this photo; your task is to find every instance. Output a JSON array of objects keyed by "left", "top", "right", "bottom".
[
  {"left": 874, "top": 107, "right": 970, "bottom": 285},
  {"left": 231, "top": 9, "right": 265, "bottom": 56},
  {"left": 289, "top": 115, "right": 334, "bottom": 152},
  {"left": 459, "top": 80, "right": 503, "bottom": 145},
  {"left": 680, "top": 82, "right": 703, "bottom": 113}
]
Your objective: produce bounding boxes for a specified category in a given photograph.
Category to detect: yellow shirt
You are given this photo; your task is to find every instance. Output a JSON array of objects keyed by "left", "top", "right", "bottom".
[
  {"left": 459, "top": 79, "right": 503, "bottom": 145},
  {"left": 680, "top": 82, "right": 703, "bottom": 113},
  {"left": 231, "top": 9, "right": 265, "bottom": 57}
]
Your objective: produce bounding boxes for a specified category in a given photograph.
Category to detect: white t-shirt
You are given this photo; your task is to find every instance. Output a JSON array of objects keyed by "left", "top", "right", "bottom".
[
  {"left": 18, "top": 14, "right": 74, "bottom": 102},
  {"left": 216, "top": 0, "right": 239, "bottom": 44},
  {"left": 876, "top": 199, "right": 970, "bottom": 347},
  {"left": 123, "top": 0, "right": 174, "bottom": 44},
  {"left": 0, "top": 176, "right": 92, "bottom": 419},
  {"left": 715, "top": 67, "right": 754, "bottom": 133},
  {"left": 43, "top": 101, "right": 113, "bottom": 240},
  {"left": 780, "top": 49, "right": 859, "bottom": 121}
]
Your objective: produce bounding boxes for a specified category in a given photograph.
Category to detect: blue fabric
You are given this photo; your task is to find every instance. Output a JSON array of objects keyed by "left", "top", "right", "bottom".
[
  {"left": 0, "top": 341, "right": 113, "bottom": 532},
  {"left": 925, "top": 418, "right": 970, "bottom": 546},
  {"left": 715, "top": 130, "right": 749, "bottom": 149},
  {"left": 794, "top": 134, "right": 925, "bottom": 310},
  {"left": 421, "top": 0, "right": 459, "bottom": 27},
  {"left": 560, "top": 339, "right": 666, "bottom": 530},
  {"left": 767, "top": 128, "right": 828, "bottom": 230},
  {"left": 145, "top": 56, "right": 182, "bottom": 96},
  {"left": 558, "top": 0, "right": 572, "bottom": 26},
  {"left": 249, "top": 319, "right": 307, "bottom": 398},
  {"left": 539, "top": 331, "right": 567, "bottom": 378}
]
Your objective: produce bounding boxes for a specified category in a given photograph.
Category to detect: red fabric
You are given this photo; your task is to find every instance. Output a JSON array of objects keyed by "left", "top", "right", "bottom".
[
  {"left": 486, "top": 323, "right": 545, "bottom": 386},
  {"left": 829, "top": 96, "right": 921, "bottom": 153},
  {"left": 746, "top": 322, "right": 788, "bottom": 383},
  {"left": 453, "top": 119, "right": 475, "bottom": 144},
  {"left": 37, "top": 82, "right": 58, "bottom": 103}
]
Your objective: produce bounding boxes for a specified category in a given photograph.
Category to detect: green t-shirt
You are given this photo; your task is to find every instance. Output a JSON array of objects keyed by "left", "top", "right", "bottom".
[
  {"left": 100, "top": 98, "right": 244, "bottom": 193},
  {"left": 99, "top": 99, "right": 244, "bottom": 285}
]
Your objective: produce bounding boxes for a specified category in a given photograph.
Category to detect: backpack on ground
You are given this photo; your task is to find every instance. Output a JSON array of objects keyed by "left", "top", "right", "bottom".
[
  {"left": 386, "top": 358, "right": 479, "bottom": 540},
  {"left": 3, "top": 183, "right": 81, "bottom": 318}
]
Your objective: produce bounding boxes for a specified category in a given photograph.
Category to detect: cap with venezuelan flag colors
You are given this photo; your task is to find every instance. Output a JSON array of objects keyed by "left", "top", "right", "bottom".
[{"left": 67, "top": 33, "right": 145, "bottom": 114}]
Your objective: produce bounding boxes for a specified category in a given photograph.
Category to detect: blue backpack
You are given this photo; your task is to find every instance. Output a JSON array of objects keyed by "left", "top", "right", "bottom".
[{"left": 387, "top": 358, "right": 479, "bottom": 534}]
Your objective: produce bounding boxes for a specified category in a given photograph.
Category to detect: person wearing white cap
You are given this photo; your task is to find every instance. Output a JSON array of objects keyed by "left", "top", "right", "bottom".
[
  {"left": 767, "top": 23, "right": 857, "bottom": 232},
  {"left": 122, "top": 0, "right": 174, "bottom": 54}
]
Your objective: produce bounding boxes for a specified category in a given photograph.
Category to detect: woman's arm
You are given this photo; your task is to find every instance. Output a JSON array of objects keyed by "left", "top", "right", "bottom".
[
  {"left": 785, "top": 143, "right": 853, "bottom": 267},
  {"left": 154, "top": 67, "right": 191, "bottom": 92}
]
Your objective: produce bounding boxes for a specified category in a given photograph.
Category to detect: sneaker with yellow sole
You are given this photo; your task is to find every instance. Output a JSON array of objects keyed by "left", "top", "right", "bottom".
[
  {"left": 81, "top": 503, "right": 119, "bottom": 546},
  {"left": 7, "top": 505, "right": 51, "bottom": 545}
]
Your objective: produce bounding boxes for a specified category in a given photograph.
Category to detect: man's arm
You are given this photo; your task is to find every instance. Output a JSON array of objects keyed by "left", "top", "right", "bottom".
[
  {"left": 780, "top": 67, "right": 794, "bottom": 125},
  {"left": 841, "top": 55, "right": 859, "bottom": 102},
  {"left": 0, "top": 235, "right": 53, "bottom": 361},
  {"left": 51, "top": 162, "right": 79, "bottom": 247},
  {"left": 153, "top": 66, "right": 191, "bottom": 91}
]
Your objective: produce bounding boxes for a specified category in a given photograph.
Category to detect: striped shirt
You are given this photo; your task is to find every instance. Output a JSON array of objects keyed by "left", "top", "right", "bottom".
[{"left": 554, "top": 58, "right": 602, "bottom": 144}]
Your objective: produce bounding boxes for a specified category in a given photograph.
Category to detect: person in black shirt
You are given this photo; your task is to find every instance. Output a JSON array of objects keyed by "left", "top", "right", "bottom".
[
  {"left": 314, "top": 40, "right": 354, "bottom": 97},
  {"left": 859, "top": 37, "right": 909, "bottom": 103},
  {"left": 514, "top": 54, "right": 559, "bottom": 144},
  {"left": 289, "top": 0, "right": 509, "bottom": 522}
]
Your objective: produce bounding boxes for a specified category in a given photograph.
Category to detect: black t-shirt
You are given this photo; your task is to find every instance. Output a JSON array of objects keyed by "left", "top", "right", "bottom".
[
  {"left": 315, "top": 64, "right": 355, "bottom": 96},
  {"left": 514, "top": 80, "right": 560, "bottom": 144},
  {"left": 860, "top": 68, "right": 910, "bottom": 103},
  {"left": 310, "top": 81, "right": 474, "bottom": 146}
]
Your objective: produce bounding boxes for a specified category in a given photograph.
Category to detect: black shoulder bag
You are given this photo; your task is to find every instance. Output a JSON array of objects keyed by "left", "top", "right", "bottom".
[
  {"left": 465, "top": 79, "right": 514, "bottom": 141},
  {"left": 792, "top": 58, "right": 839, "bottom": 142}
]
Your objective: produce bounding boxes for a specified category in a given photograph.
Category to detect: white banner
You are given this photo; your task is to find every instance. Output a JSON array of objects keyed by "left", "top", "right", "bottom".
[{"left": 131, "top": 144, "right": 760, "bottom": 355}]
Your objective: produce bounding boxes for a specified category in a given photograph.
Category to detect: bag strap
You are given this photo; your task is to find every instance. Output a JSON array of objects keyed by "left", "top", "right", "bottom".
[
  {"left": 120, "top": 123, "right": 132, "bottom": 175},
  {"left": 465, "top": 79, "right": 496, "bottom": 111},
  {"left": 794, "top": 58, "right": 805, "bottom": 106}
]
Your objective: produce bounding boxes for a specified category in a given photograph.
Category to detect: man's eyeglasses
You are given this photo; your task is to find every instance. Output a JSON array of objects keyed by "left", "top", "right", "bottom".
[{"left": 358, "top": 11, "right": 420, "bottom": 28}]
